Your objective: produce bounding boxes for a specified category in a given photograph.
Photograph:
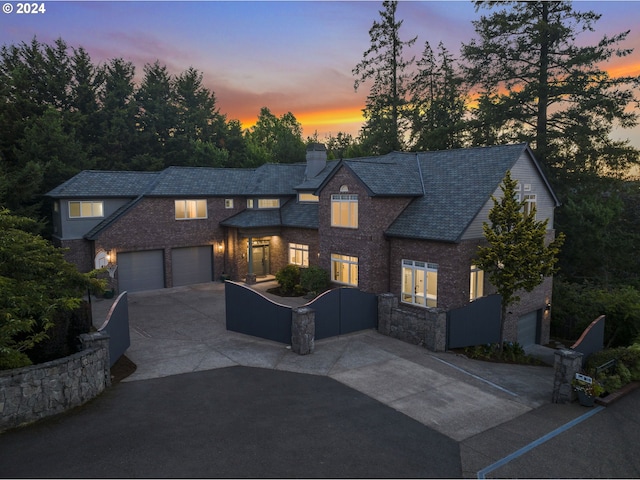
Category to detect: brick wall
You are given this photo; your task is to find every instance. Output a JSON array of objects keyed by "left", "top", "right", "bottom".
[
  {"left": 94, "top": 197, "right": 240, "bottom": 288},
  {"left": 317, "top": 165, "right": 411, "bottom": 293}
]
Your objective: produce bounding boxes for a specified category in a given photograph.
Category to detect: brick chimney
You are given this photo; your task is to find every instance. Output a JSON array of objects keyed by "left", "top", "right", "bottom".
[{"left": 304, "top": 143, "right": 327, "bottom": 179}]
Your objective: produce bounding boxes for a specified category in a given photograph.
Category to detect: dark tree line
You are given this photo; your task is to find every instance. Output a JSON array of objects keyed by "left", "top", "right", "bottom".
[{"left": 0, "top": 38, "right": 307, "bottom": 221}]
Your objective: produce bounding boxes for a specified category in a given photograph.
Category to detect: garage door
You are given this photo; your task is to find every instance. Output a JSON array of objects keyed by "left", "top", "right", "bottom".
[
  {"left": 517, "top": 310, "right": 539, "bottom": 346},
  {"left": 118, "top": 250, "right": 165, "bottom": 293},
  {"left": 172, "top": 246, "right": 213, "bottom": 287}
]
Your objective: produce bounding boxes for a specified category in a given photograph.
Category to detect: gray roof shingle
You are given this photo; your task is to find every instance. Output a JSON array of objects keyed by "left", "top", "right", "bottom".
[
  {"left": 46, "top": 171, "right": 160, "bottom": 198},
  {"left": 343, "top": 153, "right": 424, "bottom": 196},
  {"left": 385, "top": 144, "right": 529, "bottom": 242},
  {"left": 220, "top": 208, "right": 282, "bottom": 229}
]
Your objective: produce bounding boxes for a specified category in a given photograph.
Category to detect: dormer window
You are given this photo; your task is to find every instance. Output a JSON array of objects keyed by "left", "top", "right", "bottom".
[
  {"left": 247, "top": 198, "right": 280, "bottom": 209},
  {"left": 298, "top": 192, "right": 319, "bottom": 203}
]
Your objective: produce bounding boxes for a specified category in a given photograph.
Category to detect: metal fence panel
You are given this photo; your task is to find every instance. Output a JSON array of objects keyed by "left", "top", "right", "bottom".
[
  {"left": 339, "top": 288, "right": 378, "bottom": 335},
  {"left": 97, "top": 291, "right": 131, "bottom": 367},
  {"left": 308, "top": 289, "right": 341, "bottom": 340},
  {"left": 225, "top": 282, "right": 292, "bottom": 344},
  {"left": 447, "top": 294, "right": 501, "bottom": 349}
]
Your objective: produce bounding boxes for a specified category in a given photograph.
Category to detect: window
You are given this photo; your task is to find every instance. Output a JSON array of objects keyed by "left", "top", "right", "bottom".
[
  {"left": 258, "top": 198, "right": 280, "bottom": 209},
  {"left": 401, "top": 260, "right": 438, "bottom": 307},
  {"left": 247, "top": 198, "right": 280, "bottom": 209},
  {"left": 523, "top": 194, "right": 536, "bottom": 218},
  {"left": 470, "top": 264, "right": 485, "bottom": 301},
  {"left": 331, "top": 254, "right": 358, "bottom": 286},
  {"left": 331, "top": 194, "right": 358, "bottom": 228},
  {"left": 175, "top": 199, "right": 207, "bottom": 219},
  {"left": 225, "top": 199, "right": 234, "bottom": 209},
  {"left": 289, "top": 243, "right": 309, "bottom": 267},
  {"left": 69, "top": 201, "right": 103, "bottom": 218},
  {"left": 298, "top": 192, "right": 319, "bottom": 203}
]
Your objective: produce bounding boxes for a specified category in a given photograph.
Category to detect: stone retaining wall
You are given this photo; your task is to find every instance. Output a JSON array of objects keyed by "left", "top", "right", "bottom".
[
  {"left": 0, "top": 332, "right": 111, "bottom": 433},
  {"left": 378, "top": 293, "right": 447, "bottom": 352}
]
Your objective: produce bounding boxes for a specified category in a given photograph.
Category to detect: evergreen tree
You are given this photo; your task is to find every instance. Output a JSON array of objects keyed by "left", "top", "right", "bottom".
[
  {"left": 408, "top": 41, "right": 467, "bottom": 151},
  {"left": 95, "top": 58, "right": 139, "bottom": 170},
  {"left": 135, "top": 61, "right": 178, "bottom": 165},
  {"left": 353, "top": 0, "right": 416, "bottom": 154},
  {"left": 475, "top": 171, "right": 565, "bottom": 348},
  {"left": 461, "top": 1, "right": 640, "bottom": 180}
]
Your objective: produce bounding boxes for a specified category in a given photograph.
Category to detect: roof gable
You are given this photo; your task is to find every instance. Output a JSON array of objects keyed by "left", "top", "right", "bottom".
[{"left": 386, "top": 144, "right": 535, "bottom": 242}]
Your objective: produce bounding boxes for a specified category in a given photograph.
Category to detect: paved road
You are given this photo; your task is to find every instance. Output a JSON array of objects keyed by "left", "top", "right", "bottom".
[{"left": 1, "top": 282, "right": 639, "bottom": 478}]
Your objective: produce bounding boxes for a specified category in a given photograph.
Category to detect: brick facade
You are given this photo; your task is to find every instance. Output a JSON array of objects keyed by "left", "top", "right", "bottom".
[{"left": 317, "top": 165, "right": 412, "bottom": 293}]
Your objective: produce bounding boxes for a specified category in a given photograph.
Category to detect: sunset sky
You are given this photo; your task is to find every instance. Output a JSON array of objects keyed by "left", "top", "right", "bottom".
[{"left": 1, "top": 1, "right": 639, "bottom": 146}]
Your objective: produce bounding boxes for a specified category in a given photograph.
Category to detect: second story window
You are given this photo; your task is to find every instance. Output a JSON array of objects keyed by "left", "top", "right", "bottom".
[
  {"left": 247, "top": 198, "right": 280, "bottom": 209},
  {"left": 523, "top": 194, "right": 537, "bottom": 218},
  {"left": 258, "top": 199, "right": 280, "bottom": 209},
  {"left": 331, "top": 194, "right": 358, "bottom": 228},
  {"left": 175, "top": 199, "right": 207, "bottom": 220},
  {"left": 69, "top": 201, "right": 103, "bottom": 218},
  {"left": 225, "top": 199, "right": 234, "bottom": 209}
]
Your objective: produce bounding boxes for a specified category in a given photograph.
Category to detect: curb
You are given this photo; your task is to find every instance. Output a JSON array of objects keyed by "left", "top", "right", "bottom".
[{"left": 595, "top": 381, "right": 640, "bottom": 407}]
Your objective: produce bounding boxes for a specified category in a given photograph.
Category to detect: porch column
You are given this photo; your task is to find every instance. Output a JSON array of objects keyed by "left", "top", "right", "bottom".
[{"left": 245, "top": 236, "right": 256, "bottom": 284}]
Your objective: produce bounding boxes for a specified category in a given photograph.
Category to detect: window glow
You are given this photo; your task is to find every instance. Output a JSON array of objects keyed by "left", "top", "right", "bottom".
[{"left": 401, "top": 260, "right": 438, "bottom": 307}]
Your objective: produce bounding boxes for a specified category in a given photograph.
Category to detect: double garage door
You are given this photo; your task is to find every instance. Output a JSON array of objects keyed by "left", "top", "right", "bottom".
[{"left": 118, "top": 246, "right": 212, "bottom": 293}]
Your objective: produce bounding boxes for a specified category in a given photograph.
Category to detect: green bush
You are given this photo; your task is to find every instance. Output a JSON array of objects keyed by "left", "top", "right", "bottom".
[
  {"left": 584, "top": 344, "right": 640, "bottom": 393},
  {"left": 552, "top": 279, "right": 640, "bottom": 348},
  {"left": 300, "top": 266, "right": 330, "bottom": 295},
  {"left": 275, "top": 264, "right": 301, "bottom": 295}
]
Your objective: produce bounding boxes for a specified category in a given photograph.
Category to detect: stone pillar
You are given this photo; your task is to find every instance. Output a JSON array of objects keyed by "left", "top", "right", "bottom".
[
  {"left": 291, "top": 307, "right": 315, "bottom": 355},
  {"left": 425, "top": 308, "right": 447, "bottom": 352},
  {"left": 378, "top": 293, "right": 397, "bottom": 336},
  {"left": 79, "top": 331, "right": 112, "bottom": 388},
  {"left": 552, "top": 349, "right": 583, "bottom": 404}
]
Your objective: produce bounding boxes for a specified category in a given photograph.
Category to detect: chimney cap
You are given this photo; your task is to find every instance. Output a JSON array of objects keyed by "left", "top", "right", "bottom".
[{"left": 306, "top": 142, "right": 326, "bottom": 152}]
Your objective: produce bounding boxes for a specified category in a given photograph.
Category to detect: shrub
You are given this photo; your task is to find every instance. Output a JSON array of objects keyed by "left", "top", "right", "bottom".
[
  {"left": 584, "top": 345, "right": 640, "bottom": 393},
  {"left": 275, "top": 264, "right": 301, "bottom": 295},
  {"left": 300, "top": 266, "right": 330, "bottom": 295}
]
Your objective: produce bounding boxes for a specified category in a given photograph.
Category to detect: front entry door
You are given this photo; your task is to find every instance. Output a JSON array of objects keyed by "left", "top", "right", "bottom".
[{"left": 251, "top": 243, "right": 270, "bottom": 277}]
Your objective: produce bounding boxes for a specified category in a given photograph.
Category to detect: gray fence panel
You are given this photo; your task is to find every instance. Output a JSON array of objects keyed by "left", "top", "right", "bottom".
[
  {"left": 307, "top": 289, "right": 341, "bottom": 340},
  {"left": 225, "top": 282, "right": 292, "bottom": 344},
  {"left": 447, "top": 294, "right": 501, "bottom": 349},
  {"left": 339, "top": 288, "right": 378, "bottom": 335},
  {"left": 97, "top": 291, "right": 131, "bottom": 367}
]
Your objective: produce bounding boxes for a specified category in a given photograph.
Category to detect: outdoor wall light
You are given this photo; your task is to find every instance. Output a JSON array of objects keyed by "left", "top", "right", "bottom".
[
  {"left": 106, "top": 250, "right": 112, "bottom": 262},
  {"left": 545, "top": 302, "right": 552, "bottom": 311},
  {"left": 218, "top": 242, "right": 224, "bottom": 253}
]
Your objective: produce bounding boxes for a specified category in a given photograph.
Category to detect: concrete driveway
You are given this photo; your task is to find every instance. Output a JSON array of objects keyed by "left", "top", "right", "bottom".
[{"left": 91, "top": 281, "right": 559, "bottom": 443}]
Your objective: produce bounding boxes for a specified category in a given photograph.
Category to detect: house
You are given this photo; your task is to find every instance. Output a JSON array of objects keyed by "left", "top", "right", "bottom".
[{"left": 46, "top": 143, "right": 560, "bottom": 346}]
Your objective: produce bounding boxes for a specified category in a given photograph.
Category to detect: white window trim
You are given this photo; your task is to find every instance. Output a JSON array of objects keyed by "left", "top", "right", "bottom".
[
  {"left": 225, "top": 199, "right": 234, "bottom": 209},
  {"left": 331, "top": 253, "right": 358, "bottom": 287},
  {"left": 289, "top": 243, "right": 309, "bottom": 267},
  {"left": 401, "top": 259, "right": 438, "bottom": 308},
  {"left": 68, "top": 201, "right": 104, "bottom": 218},
  {"left": 470, "top": 264, "right": 485, "bottom": 302},
  {"left": 331, "top": 194, "right": 358, "bottom": 229},
  {"left": 523, "top": 194, "right": 537, "bottom": 218},
  {"left": 175, "top": 199, "right": 208, "bottom": 220}
]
